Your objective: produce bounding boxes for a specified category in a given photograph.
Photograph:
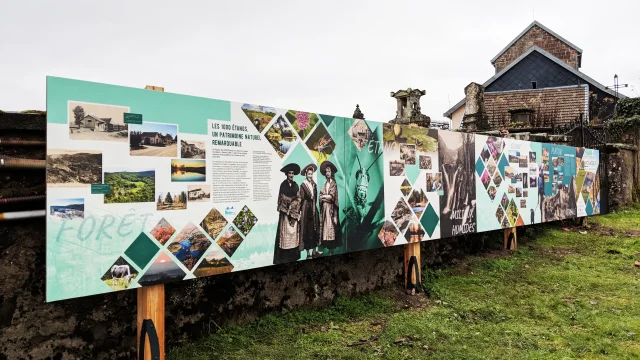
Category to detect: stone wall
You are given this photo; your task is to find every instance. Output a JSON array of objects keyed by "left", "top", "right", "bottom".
[
  {"left": 0, "top": 112, "right": 489, "bottom": 359},
  {"left": 602, "top": 144, "right": 638, "bottom": 210},
  {"left": 493, "top": 24, "right": 580, "bottom": 73}
]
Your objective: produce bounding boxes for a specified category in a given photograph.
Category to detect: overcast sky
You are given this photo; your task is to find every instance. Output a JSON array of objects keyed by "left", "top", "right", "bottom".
[{"left": 1, "top": 1, "right": 638, "bottom": 122}]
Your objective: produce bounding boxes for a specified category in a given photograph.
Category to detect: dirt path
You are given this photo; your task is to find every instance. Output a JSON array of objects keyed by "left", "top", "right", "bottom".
[{"left": 131, "top": 144, "right": 177, "bottom": 157}]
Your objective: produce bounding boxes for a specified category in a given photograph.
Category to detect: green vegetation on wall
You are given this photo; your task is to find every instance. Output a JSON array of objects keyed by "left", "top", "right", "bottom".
[{"left": 613, "top": 97, "right": 640, "bottom": 119}]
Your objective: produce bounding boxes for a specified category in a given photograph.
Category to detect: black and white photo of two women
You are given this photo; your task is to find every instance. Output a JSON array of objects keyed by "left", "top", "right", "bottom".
[{"left": 273, "top": 160, "right": 343, "bottom": 264}]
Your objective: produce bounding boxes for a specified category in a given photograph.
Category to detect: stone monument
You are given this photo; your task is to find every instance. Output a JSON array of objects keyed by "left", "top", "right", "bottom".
[{"left": 389, "top": 88, "right": 431, "bottom": 127}]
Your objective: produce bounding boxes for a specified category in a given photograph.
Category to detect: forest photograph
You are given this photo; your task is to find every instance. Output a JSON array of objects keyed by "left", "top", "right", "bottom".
[{"left": 103, "top": 168, "right": 155, "bottom": 203}]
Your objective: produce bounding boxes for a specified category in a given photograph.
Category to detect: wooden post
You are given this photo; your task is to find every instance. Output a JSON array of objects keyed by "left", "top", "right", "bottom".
[
  {"left": 503, "top": 227, "right": 517, "bottom": 251},
  {"left": 138, "top": 85, "right": 165, "bottom": 360},
  {"left": 404, "top": 242, "right": 421, "bottom": 295}
]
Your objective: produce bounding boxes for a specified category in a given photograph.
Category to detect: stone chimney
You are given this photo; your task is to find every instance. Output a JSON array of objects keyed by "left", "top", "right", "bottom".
[
  {"left": 389, "top": 88, "right": 431, "bottom": 127},
  {"left": 461, "top": 82, "right": 489, "bottom": 131}
]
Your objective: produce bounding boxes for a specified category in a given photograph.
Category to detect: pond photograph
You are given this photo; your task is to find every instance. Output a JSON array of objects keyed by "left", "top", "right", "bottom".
[{"left": 171, "top": 159, "right": 206, "bottom": 182}]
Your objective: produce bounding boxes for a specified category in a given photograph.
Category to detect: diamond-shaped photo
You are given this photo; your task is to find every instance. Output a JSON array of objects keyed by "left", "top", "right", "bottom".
[
  {"left": 137, "top": 251, "right": 186, "bottom": 287},
  {"left": 378, "top": 220, "right": 399, "bottom": 247},
  {"left": 124, "top": 232, "right": 159, "bottom": 270},
  {"left": 286, "top": 110, "right": 319, "bottom": 140},
  {"left": 501, "top": 215, "right": 512, "bottom": 228},
  {"left": 404, "top": 216, "right": 425, "bottom": 243},
  {"left": 487, "top": 185, "right": 497, "bottom": 201},
  {"left": 420, "top": 203, "right": 439, "bottom": 238},
  {"left": 101, "top": 256, "right": 139, "bottom": 291},
  {"left": 233, "top": 205, "right": 258, "bottom": 237},
  {"left": 500, "top": 193, "right": 509, "bottom": 210},
  {"left": 493, "top": 171, "right": 503, "bottom": 187},
  {"left": 480, "top": 144, "right": 491, "bottom": 164},
  {"left": 515, "top": 214, "right": 525, "bottom": 227},
  {"left": 241, "top": 103, "right": 276, "bottom": 133},
  {"left": 305, "top": 122, "right": 335, "bottom": 163},
  {"left": 506, "top": 198, "right": 519, "bottom": 227},
  {"left": 217, "top": 225, "right": 245, "bottom": 257},
  {"left": 391, "top": 197, "right": 412, "bottom": 232},
  {"left": 480, "top": 169, "right": 491, "bottom": 190},
  {"left": 200, "top": 207, "right": 228, "bottom": 240},
  {"left": 486, "top": 136, "right": 504, "bottom": 162},
  {"left": 407, "top": 188, "right": 428, "bottom": 219},
  {"left": 264, "top": 115, "right": 297, "bottom": 158},
  {"left": 150, "top": 218, "right": 176, "bottom": 246},
  {"left": 348, "top": 119, "right": 372, "bottom": 151},
  {"left": 167, "top": 222, "right": 211, "bottom": 271},
  {"left": 400, "top": 178, "right": 412, "bottom": 197},
  {"left": 486, "top": 157, "right": 497, "bottom": 177},
  {"left": 495, "top": 205, "right": 505, "bottom": 223},
  {"left": 193, "top": 247, "right": 235, "bottom": 277}
]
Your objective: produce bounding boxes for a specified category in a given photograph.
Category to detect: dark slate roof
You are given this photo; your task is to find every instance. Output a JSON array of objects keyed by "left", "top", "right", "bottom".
[
  {"left": 490, "top": 21, "right": 583, "bottom": 65},
  {"left": 443, "top": 46, "right": 625, "bottom": 118},
  {"left": 140, "top": 132, "right": 161, "bottom": 137}
]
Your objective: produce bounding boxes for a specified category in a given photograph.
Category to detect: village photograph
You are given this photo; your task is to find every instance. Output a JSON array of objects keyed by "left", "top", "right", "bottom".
[
  {"left": 180, "top": 139, "right": 206, "bottom": 159},
  {"left": 68, "top": 101, "right": 129, "bottom": 142},
  {"left": 156, "top": 187, "right": 187, "bottom": 211},
  {"left": 46, "top": 149, "right": 102, "bottom": 187},
  {"left": 188, "top": 184, "right": 210, "bottom": 202},
  {"left": 129, "top": 122, "right": 178, "bottom": 157},
  {"left": 103, "top": 167, "right": 155, "bottom": 204},
  {"left": 193, "top": 247, "right": 234, "bottom": 277},
  {"left": 49, "top": 198, "right": 84, "bottom": 220}
]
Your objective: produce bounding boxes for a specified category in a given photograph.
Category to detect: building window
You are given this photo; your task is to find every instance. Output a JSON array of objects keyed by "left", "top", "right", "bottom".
[
  {"left": 508, "top": 109, "right": 535, "bottom": 127},
  {"left": 531, "top": 81, "right": 537, "bottom": 89}
]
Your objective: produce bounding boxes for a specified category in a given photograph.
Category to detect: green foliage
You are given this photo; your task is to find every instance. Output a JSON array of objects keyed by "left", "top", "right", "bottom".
[
  {"left": 0, "top": 110, "right": 5, "bottom": 115},
  {"left": 613, "top": 97, "right": 640, "bottom": 118},
  {"left": 169, "top": 209, "right": 640, "bottom": 360},
  {"left": 19, "top": 110, "right": 46, "bottom": 115},
  {"left": 104, "top": 172, "right": 155, "bottom": 204}
]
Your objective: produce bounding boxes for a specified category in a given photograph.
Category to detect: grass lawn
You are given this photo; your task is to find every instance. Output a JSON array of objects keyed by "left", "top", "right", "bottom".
[{"left": 168, "top": 208, "right": 640, "bottom": 360}]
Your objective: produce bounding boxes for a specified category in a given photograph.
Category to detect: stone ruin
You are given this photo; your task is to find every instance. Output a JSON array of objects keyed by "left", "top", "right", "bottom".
[{"left": 389, "top": 88, "right": 431, "bottom": 127}]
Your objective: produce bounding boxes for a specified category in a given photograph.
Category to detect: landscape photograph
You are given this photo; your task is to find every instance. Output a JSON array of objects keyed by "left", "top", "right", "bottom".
[
  {"left": 217, "top": 226, "right": 245, "bottom": 257},
  {"left": 156, "top": 187, "right": 187, "bottom": 211},
  {"left": 171, "top": 159, "right": 206, "bottom": 182},
  {"left": 400, "top": 178, "right": 412, "bottom": 197},
  {"left": 103, "top": 167, "right": 155, "bottom": 204},
  {"left": 241, "top": 103, "right": 276, "bottom": 133},
  {"left": 167, "top": 222, "right": 211, "bottom": 271},
  {"left": 150, "top": 218, "right": 176, "bottom": 245},
  {"left": 100, "top": 256, "right": 139, "bottom": 291},
  {"left": 264, "top": 115, "right": 297, "bottom": 158},
  {"left": 180, "top": 139, "right": 206, "bottom": 159},
  {"left": 68, "top": 101, "right": 129, "bottom": 142},
  {"left": 389, "top": 160, "right": 405, "bottom": 176},
  {"left": 46, "top": 149, "right": 102, "bottom": 187},
  {"left": 382, "top": 124, "right": 438, "bottom": 153},
  {"left": 137, "top": 251, "right": 186, "bottom": 287},
  {"left": 129, "top": 122, "right": 178, "bottom": 157},
  {"left": 50, "top": 198, "right": 84, "bottom": 220},
  {"left": 188, "top": 184, "right": 211, "bottom": 202},
  {"left": 193, "top": 248, "right": 235, "bottom": 277},
  {"left": 200, "top": 207, "right": 228, "bottom": 240}
]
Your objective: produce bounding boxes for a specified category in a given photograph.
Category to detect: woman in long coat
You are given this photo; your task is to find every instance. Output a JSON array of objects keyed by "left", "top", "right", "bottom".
[
  {"left": 319, "top": 160, "right": 342, "bottom": 255},
  {"left": 273, "top": 163, "right": 302, "bottom": 264},
  {"left": 298, "top": 163, "right": 322, "bottom": 259}
]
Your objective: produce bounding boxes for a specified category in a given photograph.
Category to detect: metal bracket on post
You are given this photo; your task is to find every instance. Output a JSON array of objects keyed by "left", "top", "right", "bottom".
[{"left": 138, "top": 319, "right": 161, "bottom": 360}]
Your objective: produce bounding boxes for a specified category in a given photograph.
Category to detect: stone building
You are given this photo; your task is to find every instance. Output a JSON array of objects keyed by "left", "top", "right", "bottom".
[{"left": 444, "top": 20, "right": 626, "bottom": 130}]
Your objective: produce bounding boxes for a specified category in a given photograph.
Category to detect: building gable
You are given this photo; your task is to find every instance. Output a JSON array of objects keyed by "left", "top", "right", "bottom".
[
  {"left": 487, "top": 51, "right": 582, "bottom": 92},
  {"left": 491, "top": 21, "right": 582, "bottom": 73}
]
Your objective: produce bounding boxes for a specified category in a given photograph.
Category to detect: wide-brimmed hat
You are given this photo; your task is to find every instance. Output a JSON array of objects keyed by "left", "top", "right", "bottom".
[
  {"left": 280, "top": 163, "right": 300, "bottom": 175},
  {"left": 320, "top": 161, "right": 338, "bottom": 175},
  {"left": 301, "top": 163, "right": 317, "bottom": 175}
]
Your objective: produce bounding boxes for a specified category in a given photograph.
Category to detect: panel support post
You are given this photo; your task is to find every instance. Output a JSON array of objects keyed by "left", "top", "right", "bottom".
[
  {"left": 138, "top": 85, "right": 165, "bottom": 360},
  {"left": 504, "top": 227, "right": 517, "bottom": 251},
  {"left": 404, "top": 242, "right": 421, "bottom": 295}
]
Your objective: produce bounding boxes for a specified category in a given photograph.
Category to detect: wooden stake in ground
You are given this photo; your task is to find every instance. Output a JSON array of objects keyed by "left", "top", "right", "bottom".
[
  {"left": 404, "top": 242, "right": 421, "bottom": 295},
  {"left": 138, "top": 85, "right": 165, "bottom": 360},
  {"left": 504, "top": 227, "right": 517, "bottom": 250}
]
